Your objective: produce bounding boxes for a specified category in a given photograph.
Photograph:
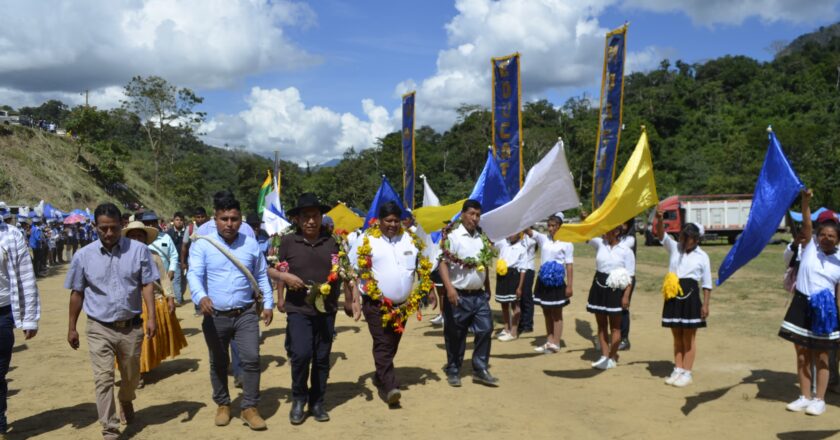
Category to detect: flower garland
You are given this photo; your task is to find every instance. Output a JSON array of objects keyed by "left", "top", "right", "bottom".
[
  {"left": 356, "top": 220, "right": 433, "bottom": 333},
  {"left": 267, "top": 224, "right": 356, "bottom": 312},
  {"left": 439, "top": 220, "right": 496, "bottom": 272}
]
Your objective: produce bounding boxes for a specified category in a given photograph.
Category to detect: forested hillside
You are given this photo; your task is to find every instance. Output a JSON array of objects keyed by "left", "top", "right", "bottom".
[{"left": 2, "top": 24, "right": 838, "bottom": 217}]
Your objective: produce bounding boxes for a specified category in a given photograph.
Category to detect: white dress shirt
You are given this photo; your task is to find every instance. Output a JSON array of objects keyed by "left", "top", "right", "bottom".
[
  {"left": 589, "top": 237, "right": 636, "bottom": 276},
  {"left": 520, "top": 234, "right": 537, "bottom": 271},
  {"left": 0, "top": 223, "right": 40, "bottom": 329},
  {"left": 495, "top": 239, "right": 527, "bottom": 272},
  {"left": 360, "top": 232, "right": 419, "bottom": 304},
  {"left": 794, "top": 237, "right": 840, "bottom": 297},
  {"left": 533, "top": 232, "right": 574, "bottom": 268},
  {"left": 445, "top": 224, "right": 487, "bottom": 290},
  {"left": 661, "top": 234, "right": 712, "bottom": 289}
]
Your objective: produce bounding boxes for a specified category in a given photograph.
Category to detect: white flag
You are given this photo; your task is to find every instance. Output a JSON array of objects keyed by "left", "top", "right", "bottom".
[
  {"left": 421, "top": 175, "right": 440, "bottom": 207},
  {"left": 262, "top": 190, "right": 290, "bottom": 235},
  {"left": 481, "top": 140, "right": 580, "bottom": 242}
]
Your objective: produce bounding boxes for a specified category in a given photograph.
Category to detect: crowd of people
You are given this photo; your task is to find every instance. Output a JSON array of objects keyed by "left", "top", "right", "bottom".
[{"left": 0, "top": 187, "right": 838, "bottom": 439}]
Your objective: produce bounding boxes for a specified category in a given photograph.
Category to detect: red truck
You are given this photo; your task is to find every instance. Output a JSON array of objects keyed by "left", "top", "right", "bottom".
[{"left": 645, "top": 194, "right": 784, "bottom": 245}]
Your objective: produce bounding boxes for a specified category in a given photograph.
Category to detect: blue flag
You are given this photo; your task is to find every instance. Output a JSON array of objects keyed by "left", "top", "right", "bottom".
[
  {"left": 469, "top": 151, "right": 512, "bottom": 214},
  {"left": 492, "top": 53, "right": 523, "bottom": 198},
  {"left": 363, "top": 176, "right": 408, "bottom": 230},
  {"left": 402, "top": 92, "right": 416, "bottom": 210},
  {"left": 717, "top": 131, "right": 804, "bottom": 286}
]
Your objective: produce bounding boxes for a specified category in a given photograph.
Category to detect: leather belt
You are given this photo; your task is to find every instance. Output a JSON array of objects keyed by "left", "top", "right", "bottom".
[
  {"left": 213, "top": 304, "right": 254, "bottom": 317},
  {"left": 91, "top": 315, "right": 142, "bottom": 329}
]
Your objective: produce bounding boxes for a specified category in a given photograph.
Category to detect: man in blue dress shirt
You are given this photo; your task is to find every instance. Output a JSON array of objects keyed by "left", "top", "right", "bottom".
[{"left": 188, "top": 190, "right": 273, "bottom": 431}]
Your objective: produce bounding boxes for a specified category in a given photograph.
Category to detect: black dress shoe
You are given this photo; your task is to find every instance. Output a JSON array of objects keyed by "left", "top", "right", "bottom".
[
  {"left": 289, "top": 400, "right": 306, "bottom": 425},
  {"left": 447, "top": 373, "right": 462, "bottom": 387},
  {"left": 310, "top": 403, "right": 330, "bottom": 422},
  {"left": 472, "top": 369, "right": 499, "bottom": 387}
]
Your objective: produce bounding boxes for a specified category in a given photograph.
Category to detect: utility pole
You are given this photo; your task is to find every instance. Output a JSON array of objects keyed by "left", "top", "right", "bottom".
[{"left": 80, "top": 90, "right": 89, "bottom": 107}]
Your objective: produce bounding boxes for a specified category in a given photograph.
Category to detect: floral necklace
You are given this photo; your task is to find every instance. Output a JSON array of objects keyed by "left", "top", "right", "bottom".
[
  {"left": 267, "top": 225, "right": 355, "bottom": 312},
  {"left": 356, "top": 220, "right": 433, "bottom": 333},
  {"left": 440, "top": 220, "right": 496, "bottom": 272}
]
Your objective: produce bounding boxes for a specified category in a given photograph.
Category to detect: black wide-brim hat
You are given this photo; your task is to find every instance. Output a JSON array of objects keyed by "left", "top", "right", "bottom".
[{"left": 287, "top": 193, "right": 331, "bottom": 217}]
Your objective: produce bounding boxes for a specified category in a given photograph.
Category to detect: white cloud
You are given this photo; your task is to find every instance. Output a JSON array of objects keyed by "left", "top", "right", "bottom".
[
  {"left": 201, "top": 87, "right": 397, "bottom": 164},
  {"left": 623, "top": 0, "right": 839, "bottom": 26},
  {"left": 0, "top": 0, "right": 317, "bottom": 107}
]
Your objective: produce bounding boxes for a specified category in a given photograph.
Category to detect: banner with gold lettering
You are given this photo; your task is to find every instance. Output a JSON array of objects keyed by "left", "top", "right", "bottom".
[
  {"left": 592, "top": 24, "right": 628, "bottom": 210},
  {"left": 402, "top": 91, "right": 416, "bottom": 210},
  {"left": 492, "top": 53, "right": 523, "bottom": 198}
]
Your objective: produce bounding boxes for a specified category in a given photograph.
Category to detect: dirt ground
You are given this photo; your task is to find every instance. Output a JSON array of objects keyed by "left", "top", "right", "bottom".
[{"left": 5, "top": 243, "right": 840, "bottom": 440}]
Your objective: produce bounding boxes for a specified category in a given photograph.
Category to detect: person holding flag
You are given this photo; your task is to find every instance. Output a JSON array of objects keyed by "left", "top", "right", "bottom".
[
  {"left": 779, "top": 189, "right": 840, "bottom": 416},
  {"left": 350, "top": 201, "right": 435, "bottom": 406},
  {"left": 654, "top": 209, "right": 712, "bottom": 387}
]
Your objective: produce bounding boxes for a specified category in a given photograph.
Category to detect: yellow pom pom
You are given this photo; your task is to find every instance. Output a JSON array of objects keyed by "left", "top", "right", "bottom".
[
  {"left": 319, "top": 283, "right": 332, "bottom": 295},
  {"left": 661, "top": 272, "right": 683, "bottom": 300},
  {"left": 495, "top": 259, "right": 508, "bottom": 276}
]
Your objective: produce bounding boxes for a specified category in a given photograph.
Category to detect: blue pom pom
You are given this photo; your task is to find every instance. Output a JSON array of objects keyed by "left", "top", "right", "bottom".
[
  {"left": 809, "top": 289, "right": 839, "bottom": 336},
  {"left": 538, "top": 261, "right": 566, "bottom": 287}
]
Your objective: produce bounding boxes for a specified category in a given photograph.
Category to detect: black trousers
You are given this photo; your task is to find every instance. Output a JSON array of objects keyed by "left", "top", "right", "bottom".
[
  {"left": 620, "top": 277, "right": 636, "bottom": 339},
  {"left": 443, "top": 291, "right": 492, "bottom": 375},
  {"left": 362, "top": 298, "right": 403, "bottom": 392},
  {"left": 285, "top": 312, "right": 335, "bottom": 406},
  {"left": 518, "top": 269, "right": 535, "bottom": 332}
]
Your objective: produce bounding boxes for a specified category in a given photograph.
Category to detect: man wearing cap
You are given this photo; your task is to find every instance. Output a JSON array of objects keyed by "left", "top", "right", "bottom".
[
  {"left": 0, "top": 208, "right": 40, "bottom": 439},
  {"left": 188, "top": 190, "right": 273, "bottom": 431},
  {"left": 439, "top": 199, "right": 498, "bottom": 387},
  {"left": 65, "top": 203, "right": 158, "bottom": 440},
  {"left": 141, "top": 211, "right": 178, "bottom": 283},
  {"left": 269, "top": 193, "right": 350, "bottom": 425}
]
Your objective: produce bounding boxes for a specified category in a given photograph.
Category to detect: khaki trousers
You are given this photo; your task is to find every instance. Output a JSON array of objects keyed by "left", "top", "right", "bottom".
[{"left": 86, "top": 318, "right": 143, "bottom": 435}]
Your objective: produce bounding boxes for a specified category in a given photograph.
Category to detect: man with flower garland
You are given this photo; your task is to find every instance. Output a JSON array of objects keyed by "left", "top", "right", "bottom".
[
  {"left": 439, "top": 199, "right": 499, "bottom": 387},
  {"left": 268, "top": 193, "right": 353, "bottom": 425},
  {"left": 351, "top": 201, "right": 435, "bottom": 406}
]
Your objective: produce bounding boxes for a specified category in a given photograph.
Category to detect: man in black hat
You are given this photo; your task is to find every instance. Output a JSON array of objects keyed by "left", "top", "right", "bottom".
[
  {"left": 268, "top": 193, "right": 351, "bottom": 425},
  {"left": 245, "top": 213, "right": 270, "bottom": 258}
]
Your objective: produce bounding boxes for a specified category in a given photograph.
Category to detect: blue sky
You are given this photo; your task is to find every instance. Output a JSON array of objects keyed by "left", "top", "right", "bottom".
[{"left": 0, "top": 0, "right": 838, "bottom": 163}]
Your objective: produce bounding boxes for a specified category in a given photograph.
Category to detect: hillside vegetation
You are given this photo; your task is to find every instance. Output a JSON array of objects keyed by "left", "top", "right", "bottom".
[{"left": 1, "top": 23, "right": 838, "bottom": 217}]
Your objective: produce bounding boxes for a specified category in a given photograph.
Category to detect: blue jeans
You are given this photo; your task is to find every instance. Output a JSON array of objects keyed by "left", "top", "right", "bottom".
[
  {"left": 0, "top": 306, "right": 15, "bottom": 433},
  {"left": 172, "top": 269, "right": 184, "bottom": 304}
]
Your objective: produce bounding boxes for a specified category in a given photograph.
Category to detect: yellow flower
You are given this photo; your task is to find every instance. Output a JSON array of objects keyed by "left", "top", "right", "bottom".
[
  {"left": 495, "top": 259, "right": 508, "bottom": 276},
  {"left": 319, "top": 283, "right": 331, "bottom": 295}
]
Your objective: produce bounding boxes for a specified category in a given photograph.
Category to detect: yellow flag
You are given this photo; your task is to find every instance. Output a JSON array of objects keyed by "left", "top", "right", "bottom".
[
  {"left": 414, "top": 199, "right": 466, "bottom": 233},
  {"left": 555, "top": 129, "right": 658, "bottom": 242},
  {"left": 327, "top": 203, "right": 364, "bottom": 233}
]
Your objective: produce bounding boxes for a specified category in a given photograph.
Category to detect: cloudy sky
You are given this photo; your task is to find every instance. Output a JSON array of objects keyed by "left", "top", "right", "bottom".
[{"left": 1, "top": 0, "right": 838, "bottom": 164}]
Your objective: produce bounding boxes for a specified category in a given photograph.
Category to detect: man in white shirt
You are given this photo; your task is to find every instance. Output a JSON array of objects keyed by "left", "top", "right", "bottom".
[
  {"left": 0, "top": 218, "right": 40, "bottom": 438},
  {"left": 439, "top": 200, "right": 498, "bottom": 387},
  {"left": 351, "top": 202, "right": 436, "bottom": 406}
]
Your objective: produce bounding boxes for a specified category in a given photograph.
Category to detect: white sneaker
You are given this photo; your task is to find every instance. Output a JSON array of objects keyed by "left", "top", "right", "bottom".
[
  {"left": 534, "top": 342, "right": 559, "bottom": 353},
  {"left": 605, "top": 359, "right": 617, "bottom": 369},
  {"left": 496, "top": 329, "right": 510, "bottom": 339},
  {"left": 592, "top": 356, "right": 610, "bottom": 369},
  {"left": 805, "top": 399, "right": 826, "bottom": 416},
  {"left": 430, "top": 314, "right": 444, "bottom": 326},
  {"left": 498, "top": 333, "right": 517, "bottom": 342},
  {"left": 534, "top": 343, "right": 549, "bottom": 353},
  {"left": 673, "top": 372, "right": 693, "bottom": 387},
  {"left": 664, "top": 370, "right": 682, "bottom": 385},
  {"left": 786, "top": 396, "right": 813, "bottom": 412}
]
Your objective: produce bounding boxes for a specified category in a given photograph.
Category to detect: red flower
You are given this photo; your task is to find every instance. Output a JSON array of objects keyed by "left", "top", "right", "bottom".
[
  {"left": 382, "top": 297, "right": 393, "bottom": 308},
  {"left": 327, "top": 272, "right": 338, "bottom": 283},
  {"left": 368, "top": 217, "right": 377, "bottom": 227},
  {"left": 365, "top": 256, "right": 372, "bottom": 267}
]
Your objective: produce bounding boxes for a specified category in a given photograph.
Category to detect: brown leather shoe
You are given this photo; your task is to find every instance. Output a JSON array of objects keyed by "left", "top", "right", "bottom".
[
  {"left": 215, "top": 405, "right": 231, "bottom": 426},
  {"left": 241, "top": 407, "right": 267, "bottom": 430},
  {"left": 119, "top": 401, "right": 134, "bottom": 425}
]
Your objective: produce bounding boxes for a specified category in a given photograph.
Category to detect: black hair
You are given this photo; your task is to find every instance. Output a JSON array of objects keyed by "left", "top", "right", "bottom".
[
  {"left": 462, "top": 199, "right": 482, "bottom": 213},
  {"left": 378, "top": 201, "right": 403, "bottom": 220},
  {"left": 193, "top": 207, "right": 207, "bottom": 216},
  {"left": 213, "top": 190, "right": 240, "bottom": 212},
  {"left": 173, "top": 211, "right": 185, "bottom": 219},
  {"left": 817, "top": 222, "right": 840, "bottom": 238},
  {"left": 121, "top": 213, "right": 131, "bottom": 221},
  {"left": 547, "top": 215, "right": 563, "bottom": 226},
  {"left": 94, "top": 203, "right": 122, "bottom": 223},
  {"left": 681, "top": 223, "right": 702, "bottom": 242}
]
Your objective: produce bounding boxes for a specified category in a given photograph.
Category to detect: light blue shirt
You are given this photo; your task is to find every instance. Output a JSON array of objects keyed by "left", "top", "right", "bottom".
[
  {"left": 149, "top": 230, "right": 179, "bottom": 272},
  {"left": 187, "top": 232, "right": 272, "bottom": 311}
]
